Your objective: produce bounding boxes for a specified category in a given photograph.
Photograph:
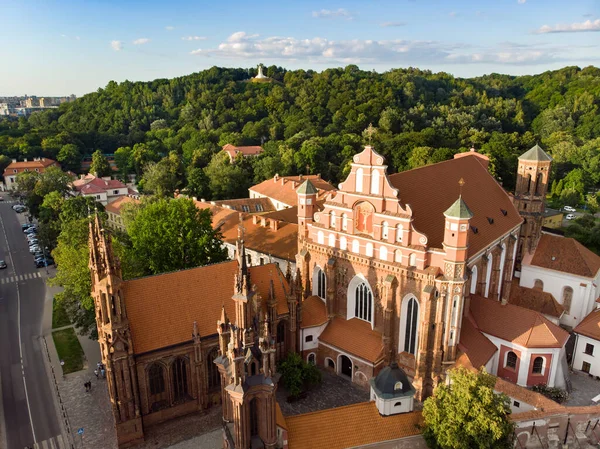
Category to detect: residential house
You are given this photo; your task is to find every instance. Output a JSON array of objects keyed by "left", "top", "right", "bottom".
[
  {"left": 573, "top": 308, "right": 600, "bottom": 377},
  {"left": 105, "top": 196, "right": 140, "bottom": 232},
  {"left": 73, "top": 174, "right": 129, "bottom": 206},
  {"left": 249, "top": 174, "right": 335, "bottom": 210},
  {"left": 3, "top": 157, "right": 61, "bottom": 190},
  {"left": 222, "top": 144, "right": 264, "bottom": 162}
]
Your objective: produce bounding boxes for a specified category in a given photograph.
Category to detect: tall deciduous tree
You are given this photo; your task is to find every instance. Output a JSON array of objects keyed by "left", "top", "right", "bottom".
[
  {"left": 57, "top": 144, "right": 82, "bottom": 172},
  {"left": 139, "top": 151, "right": 183, "bottom": 197},
  {"left": 124, "top": 197, "right": 227, "bottom": 275},
  {"left": 89, "top": 149, "right": 112, "bottom": 177},
  {"left": 423, "top": 368, "right": 514, "bottom": 449}
]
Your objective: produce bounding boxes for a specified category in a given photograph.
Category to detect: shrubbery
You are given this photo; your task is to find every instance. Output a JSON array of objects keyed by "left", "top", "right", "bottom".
[
  {"left": 531, "top": 384, "right": 569, "bottom": 404},
  {"left": 278, "top": 352, "right": 322, "bottom": 399}
]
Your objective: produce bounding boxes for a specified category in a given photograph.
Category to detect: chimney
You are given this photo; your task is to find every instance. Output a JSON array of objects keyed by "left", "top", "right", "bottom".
[
  {"left": 80, "top": 174, "right": 85, "bottom": 179},
  {"left": 253, "top": 215, "right": 259, "bottom": 225},
  {"left": 41, "top": 157, "right": 45, "bottom": 161},
  {"left": 292, "top": 181, "right": 297, "bottom": 189},
  {"left": 274, "top": 174, "right": 279, "bottom": 182},
  {"left": 299, "top": 174, "right": 303, "bottom": 181},
  {"left": 281, "top": 178, "right": 286, "bottom": 186},
  {"left": 33, "top": 157, "right": 40, "bottom": 161},
  {"left": 23, "top": 158, "right": 27, "bottom": 162},
  {"left": 192, "top": 196, "right": 198, "bottom": 201},
  {"left": 261, "top": 217, "right": 267, "bottom": 227},
  {"left": 317, "top": 173, "right": 321, "bottom": 179},
  {"left": 11, "top": 159, "right": 16, "bottom": 163},
  {"left": 269, "top": 219, "right": 279, "bottom": 231}
]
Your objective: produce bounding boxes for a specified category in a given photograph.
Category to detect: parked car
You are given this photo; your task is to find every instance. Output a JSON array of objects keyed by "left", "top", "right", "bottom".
[
  {"left": 14, "top": 206, "right": 27, "bottom": 213},
  {"left": 566, "top": 214, "right": 576, "bottom": 220},
  {"left": 29, "top": 245, "right": 41, "bottom": 254},
  {"left": 27, "top": 234, "right": 38, "bottom": 240},
  {"left": 12, "top": 204, "right": 23, "bottom": 211},
  {"left": 21, "top": 223, "right": 34, "bottom": 231},
  {"left": 563, "top": 206, "right": 576, "bottom": 212},
  {"left": 24, "top": 228, "right": 37, "bottom": 235},
  {"left": 35, "top": 258, "right": 54, "bottom": 268},
  {"left": 28, "top": 241, "right": 39, "bottom": 247},
  {"left": 0, "top": 260, "right": 7, "bottom": 269}
]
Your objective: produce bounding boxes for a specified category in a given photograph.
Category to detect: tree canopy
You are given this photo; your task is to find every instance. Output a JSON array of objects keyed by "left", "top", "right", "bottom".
[{"left": 422, "top": 368, "right": 514, "bottom": 449}]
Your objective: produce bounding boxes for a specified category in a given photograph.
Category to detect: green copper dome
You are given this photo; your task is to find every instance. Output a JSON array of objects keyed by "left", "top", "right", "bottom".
[
  {"left": 518, "top": 144, "right": 552, "bottom": 162},
  {"left": 444, "top": 196, "right": 473, "bottom": 219},
  {"left": 297, "top": 180, "right": 318, "bottom": 195}
]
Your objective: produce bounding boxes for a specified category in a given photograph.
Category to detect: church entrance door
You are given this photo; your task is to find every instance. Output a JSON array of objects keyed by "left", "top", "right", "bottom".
[{"left": 340, "top": 355, "right": 352, "bottom": 378}]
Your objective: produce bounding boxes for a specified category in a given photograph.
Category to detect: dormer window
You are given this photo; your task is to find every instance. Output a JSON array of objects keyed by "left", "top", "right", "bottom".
[{"left": 394, "top": 381, "right": 403, "bottom": 391}]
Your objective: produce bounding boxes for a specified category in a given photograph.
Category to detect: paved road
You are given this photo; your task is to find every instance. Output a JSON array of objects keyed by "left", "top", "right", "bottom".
[{"left": 0, "top": 196, "right": 61, "bottom": 449}]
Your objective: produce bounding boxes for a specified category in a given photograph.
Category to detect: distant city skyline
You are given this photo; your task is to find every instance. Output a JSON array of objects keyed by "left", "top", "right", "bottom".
[{"left": 0, "top": 0, "right": 598, "bottom": 97}]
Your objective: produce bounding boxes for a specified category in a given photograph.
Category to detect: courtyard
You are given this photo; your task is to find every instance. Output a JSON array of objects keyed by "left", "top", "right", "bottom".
[{"left": 565, "top": 370, "right": 600, "bottom": 407}]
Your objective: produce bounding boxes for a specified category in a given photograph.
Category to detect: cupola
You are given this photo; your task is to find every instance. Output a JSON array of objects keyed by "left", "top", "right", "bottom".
[{"left": 369, "top": 362, "right": 415, "bottom": 415}]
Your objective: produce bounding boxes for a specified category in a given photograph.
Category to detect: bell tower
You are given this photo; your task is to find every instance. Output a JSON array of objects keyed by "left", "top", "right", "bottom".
[
  {"left": 514, "top": 144, "right": 552, "bottom": 264},
  {"left": 89, "top": 214, "right": 143, "bottom": 447}
]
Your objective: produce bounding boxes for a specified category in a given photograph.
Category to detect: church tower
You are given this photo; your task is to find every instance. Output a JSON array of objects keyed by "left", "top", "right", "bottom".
[
  {"left": 89, "top": 215, "right": 143, "bottom": 447},
  {"left": 514, "top": 144, "right": 552, "bottom": 264}
]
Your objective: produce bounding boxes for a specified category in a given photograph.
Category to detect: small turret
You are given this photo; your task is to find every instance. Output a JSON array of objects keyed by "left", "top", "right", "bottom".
[{"left": 297, "top": 180, "right": 317, "bottom": 250}]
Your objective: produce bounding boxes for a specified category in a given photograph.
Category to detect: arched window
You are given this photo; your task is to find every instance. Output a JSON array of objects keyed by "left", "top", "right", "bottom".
[
  {"left": 395, "top": 249, "right": 402, "bottom": 263},
  {"left": 340, "top": 355, "right": 352, "bottom": 377},
  {"left": 172, "top": 358, "right": 189, "bottom": 402},
  {"left": 317, "top": 231, "right": 324, "bottom": 245},
  {"left": 470, "top": 265, "right": 478, "bottom": 294},
  {"left": 356, "top": 168, "right": 364, "bottom": 192},
  {"left": 207, "top": 349, "right": 220, "bottom": 390},
  {"left": 148, "top": 363, "right": 165, "bottom": 396},
  {"left": 396, "top": 224, "right": 403, "bottom": 242},
  {"left": 506, "top": 351, "right": 517, "bottom": 370},
  {"left": 485, "top": 254, "right": 493, "bottom": 298},
  {"left": 532, "top": 356, "right": 544, "bottom": 374},
  {"left": 340, "top": 236, "right": 347, "bottom": 250},
  {"left": 382, "top": 221, "right": 389, "bottom": 240},
  {"left": 308, "top": 353, "right": 316, "bottom": 365},
  {"left": 314, "top": 267, "right": 326, "bottom": 299},
  {"left": 328, "top": 233, "right": 335, "bottom": 247},
  {"left": 352, "top": 240, "right": 360, "bottom": 253},
  {"left": 326, "top": 358, "right": 335, "bottom": 370},
  {"left": 534, "top": 279, "right": 544, "bottom": 290},
  {"left": 535, "top": 172, "right": 544, "bottom": 196},
  {"left": 526, "top": 174, "right": 532, "bottom": 194},
  {"left": 355, "top": 282, "right": 373, "bottom": 322},
  {"left": 379, "top": 246, "right": 388, "bottom": 261},
  {"left": 342, "top": 213, "right": 348, "bottom": 231},
  {"left": 562, "top": 286, "right": 573, "bottom": 313},
  {"left": 331, "top": 211, "right": 337, "bottom": 227},
  {"left": 408, "top": 253, "right": 417, "bottom": 267},
  {"left": 366, "top": 242, "right": 374, "bottom": 257},
  {"left": 401, "top": 297, "right": 419, "bottom": 355},
  {"left": 371, "top": 169, "right": 380, "bottom": 195}
]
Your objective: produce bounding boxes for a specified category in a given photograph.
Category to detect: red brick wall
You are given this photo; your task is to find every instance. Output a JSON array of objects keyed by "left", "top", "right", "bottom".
[
  {"left": 497, "top": 345, "right": 520, "bottom": 384},
  {"left": 526, "top": 353, "right": 552, "bottom": 387}
]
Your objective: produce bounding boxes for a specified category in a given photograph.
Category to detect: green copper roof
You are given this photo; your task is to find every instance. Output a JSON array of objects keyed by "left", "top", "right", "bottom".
[
  {"left": 518, "top": 144, "right": 553, "bottom": 162},
  {"left": 297, "top": 180, "right": 318, "bottom": 195},
  {"left": 444, "top": 196, "right": 473, "bottom": 219}
]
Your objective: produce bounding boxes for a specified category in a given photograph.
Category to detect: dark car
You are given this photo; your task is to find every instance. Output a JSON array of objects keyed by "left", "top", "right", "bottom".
[
  {"left": 0, "top": 260, "right": 7, "bottom": 269},
  {"left": 22, "top": 223, "right": 33, "bottom": 231},
  {"left": 35, "top": 258, "right": 54, "bottom": 268}
]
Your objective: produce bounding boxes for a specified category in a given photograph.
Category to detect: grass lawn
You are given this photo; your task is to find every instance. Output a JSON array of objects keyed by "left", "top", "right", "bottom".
[
  {"left": 52, "top": 328, "right": 85, "bottom": 374},
  {"left": 52, "top": 298, "right": 71, "bottom": 329}
]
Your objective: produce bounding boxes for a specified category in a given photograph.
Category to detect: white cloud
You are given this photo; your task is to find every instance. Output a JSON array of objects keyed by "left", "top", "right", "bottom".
[
  {"left": 133, "top": 38, "right": 150, "bottom": 45},
  {"left": 381, "top": 22, "right": 406, "bottom": 27},
  {"left": 165, "top": 26, "right": 175, "bottom": 31},
  {"left": 110, "top": 40, "right": 123, "bottom": 51},
  {"left": 536, "top": 19, "right": 600, "bottom": 33},
  {"left": 190, "top": 31, "right": 587, "bottom": 66},
  {"left": 182, "top": 36, "right": 207, "bottom": 41},
  {"left": 518, "top": 0, "right": 526, "bottom": 4},
  {"left": 312, "top": 8, "right": 352, "bottom": 20}
]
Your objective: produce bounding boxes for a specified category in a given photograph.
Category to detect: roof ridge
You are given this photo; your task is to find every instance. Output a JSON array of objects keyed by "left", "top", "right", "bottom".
[
  {"left": 285, "top": 401, "right": 374, "bottom": 420},
  {"left": 571, "top": 236, "right": 600, "bottom": 274},
  {"left": 125, "top": 259, "right": 237, "bottom": 283},
  {"left": 388, "top": 152, "right": 487, "bottom": 178}
]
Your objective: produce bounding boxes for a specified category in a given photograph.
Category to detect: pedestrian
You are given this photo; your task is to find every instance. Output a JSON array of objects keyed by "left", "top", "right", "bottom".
[
  {"left": 97, "top": 361, "right": 101, "bottom": 370},
  {"left": 84, "top": 382, "right": 88, "bottom": 392},
  {"left": 94, "top": 369, "right": 99, "bottom": 379},
  {"left": 88, "top": 379, "right": 92, "bottom": 391},
  {"left": 101, "top": 368, "right": 105, "bottom": 378}
]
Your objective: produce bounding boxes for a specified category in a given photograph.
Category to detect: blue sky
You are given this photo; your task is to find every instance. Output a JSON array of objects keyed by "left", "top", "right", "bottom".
[{"left": 0, "top": 0, "right": 598, "bottom": 96}]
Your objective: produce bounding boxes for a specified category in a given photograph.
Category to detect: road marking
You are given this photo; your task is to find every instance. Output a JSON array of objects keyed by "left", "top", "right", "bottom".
[{"left": 0, "top": 212, "right": 36, "bottom": 443}]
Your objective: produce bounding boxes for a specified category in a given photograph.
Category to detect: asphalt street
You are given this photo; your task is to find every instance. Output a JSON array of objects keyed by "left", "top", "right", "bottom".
[{"left": 0, "top": 195, "right": 60, "bottom": 449}]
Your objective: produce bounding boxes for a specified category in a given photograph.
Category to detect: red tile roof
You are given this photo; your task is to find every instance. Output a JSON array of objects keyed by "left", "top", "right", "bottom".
[
  {"left": 300, "top": 296, "right": 328, "bottom": 328},
  {"left": 105, "top": 196, "right": 140, "bottom": 215},
  {"left": 319, "top": 317, "right": 384, "bottom": 363},
  {"left": 249, "top": 175, "right": 335, "bottom": 208},
  {"left": 388, "top": 153, "right": 522, "bottom": 253},
  {"left": 531, "top": 234, "right": 600, "bottom": 278},
  {"left": 210, "top": 197, "right": 275, "bottom": 214},
  {"left": 508, "top": 281, "right": 565, "bottom": 318},
  {"left": 574, "top": 308, "right": 600, "bottom": 341},
  {"left": 3, "top": 158, "right": 58, "bottom": 175},
  {"left": 123, "top": 261, "right": 289, "bottom": 354},
  {"left": 457, "top": 314, "right": 497, "bottom": 369},
  {"left": 78, "top": 183, "right": 105, "bottom": 194},
  {"left": 494, "top": 377, "right": 560, "bottom": 411},
  {"left": 222, "top": 144, "right": 264, "bottom": 160},
  {"left": 469, "top": 295, "right": 569, "bottom": 348},
  {"left": 286, "top": 402, "right": 422, "bottom": 449}
]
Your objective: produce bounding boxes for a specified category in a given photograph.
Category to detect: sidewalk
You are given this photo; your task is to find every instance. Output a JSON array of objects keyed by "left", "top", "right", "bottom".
[{"left": 43, "top": 284, "right": 118, "bottom": 449}]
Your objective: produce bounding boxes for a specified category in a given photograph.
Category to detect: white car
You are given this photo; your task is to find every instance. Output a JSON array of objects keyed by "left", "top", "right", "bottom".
[
  {"left": 566, "top": 214, "right": 576, "bottom": 220},
  {"left": 563, "top": 206, "right": 576, "bottom": 212},
  {"left": 29, "top": 245, "right": 41, "bottom": 253}
]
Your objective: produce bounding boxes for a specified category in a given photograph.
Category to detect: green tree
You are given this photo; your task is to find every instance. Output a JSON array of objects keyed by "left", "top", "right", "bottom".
[
  {"left": 89, "top": 149, "right": 112, "bottom": 177},
  {"left": 57, "top": 144, "right": 82, "bottom": 172},
  {"left": 204, "top": 152, "right": 251, "bottom": 199},
  {"left": 0, "top": 155, "right": 12, "bottom": 179},
  {"left": 559, "top": 188, "right": 581, "bottom": 207},
  {"left": 185, "top": 166, "right": 209, "bottom": 199},
  {"left": 124, "top": 197, "right": 227, "bottom": 275},
  {"left": 139, "top": 152, "right": 183, "bottom": 197},
  {"left": 114, "top": 146, "right": 133, "bottom": 181},
  {"left": 423, "top": 368, "right": 514, "bottom": 449}
]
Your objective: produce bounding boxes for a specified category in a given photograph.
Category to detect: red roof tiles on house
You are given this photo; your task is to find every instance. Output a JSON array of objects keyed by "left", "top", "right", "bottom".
[
  {"left": 388, "top": 153, "right": 522, "bottom": 254},
  {"left": 249, "top": 175, "right": 335, "bottom": 208},
  {"left": 457, "top": 314, "right": 497, "bottom": 369},
  {"left": 3, "top": 158, "right": 58, "bottom": 175},
  {"left": 469, "top": 295, "right": 569, "bottom": 348},
  {"left": 319, "top": 317, "right": 384, "bottom": 363},
  {"left": 105, "top": 196, "right": 140, "bottom": 215},
  {"left": 123, "top": 261, "right": 289, "bottom": 354},
  {"left": 531, "top": 233, "right": 600, "bottom": 278},
  {"left": 574, "top": 308, "right": 600, "bottom": 341},
  {"left": 222, "top": 144, "right": 264, "bottom": 161},
  {"left": 286, "top": 402, "right": 423, "bottom": 449},
  {"left": 300, "top": 296, "right": 328, "bottom": 328},
  {"left": 508, "top": 281, "right": 565, "bottom": 319}
]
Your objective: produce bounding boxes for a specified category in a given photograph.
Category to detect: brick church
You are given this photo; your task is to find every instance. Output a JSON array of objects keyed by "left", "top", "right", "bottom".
[{"left": 89, "top": 143, "right": 574, "bottom": 448}]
